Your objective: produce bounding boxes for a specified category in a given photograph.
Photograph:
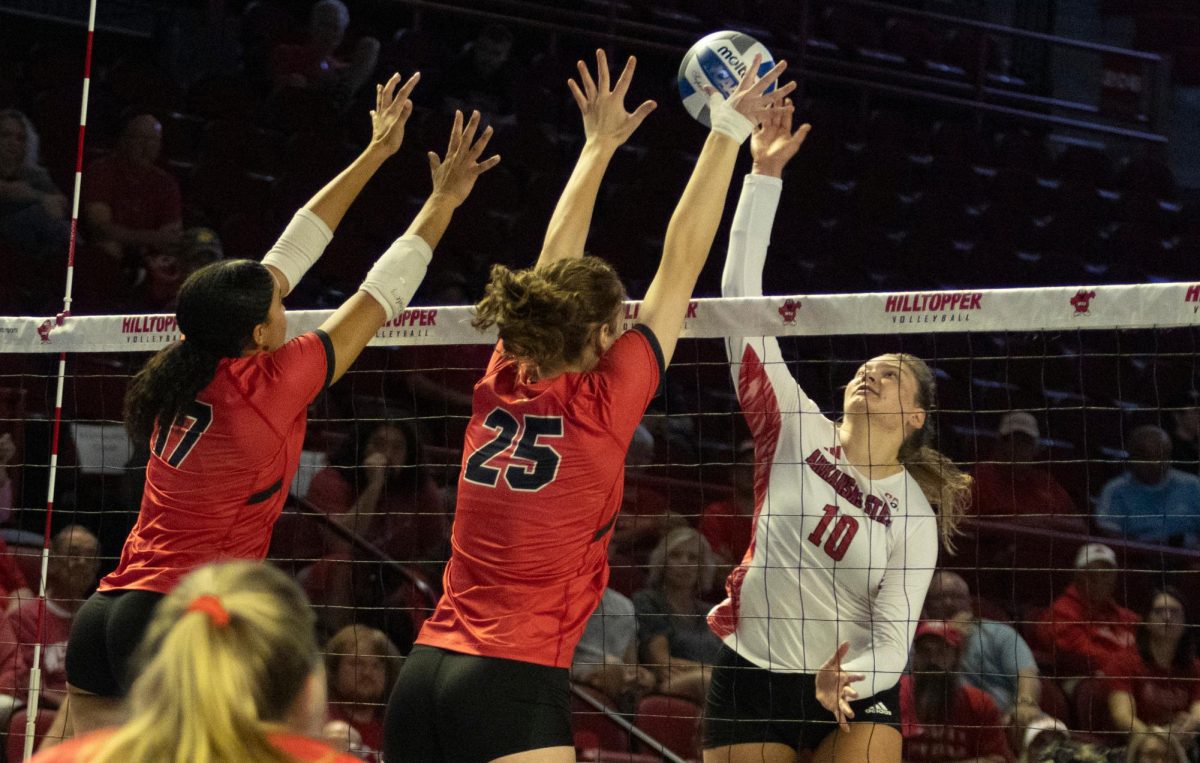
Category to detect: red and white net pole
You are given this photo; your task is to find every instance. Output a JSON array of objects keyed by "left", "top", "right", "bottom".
[{"left": 24, "top": 0, "right": 98, "bottom": 756}]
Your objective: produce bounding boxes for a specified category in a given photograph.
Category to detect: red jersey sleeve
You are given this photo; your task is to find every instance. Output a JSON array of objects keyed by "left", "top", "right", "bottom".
[
  {"left": 590, "top": 325, "right": 663, "bottom": 446},
  {"left": 242, "top": 330, "right": 333, "bottom": 431},
  {"left": 966, "top": 687, "right": 1014, "bottom": 761}
]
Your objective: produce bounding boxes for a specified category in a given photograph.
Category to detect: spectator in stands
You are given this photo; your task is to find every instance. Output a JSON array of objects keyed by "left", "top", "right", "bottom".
[
  {"left": 82, "top": 113, "right": 182, "bottom": 263},
  {"left": 1036, "top": 543, "right": 1139, "bottom": 679},
  {"left": 1168, "top": 391, "right": 1199, "bottom": 475},
  {"left": 572, "top": 586, "right": 655, "bottom": 710},
  {"left": 0, "top": 533, "right": 33, "bottom": 615},
  {"left": 31, "top": 561, "right": 360, "bottom": 761},
  {"left": 125, "top": 226, "right": 224, "bottom": 313},
  {"left": 1096, "top": 425, "right": 1200, "bottom": 547},
  {"left": 441, "top": 24, "right": 518, "bottom": 119},
  {"left": 1124, "top": 728, "right": 1189, "bottom": 763},
  {"left": 270, "top": 0, "right": 380, "bottom": 109},
  {"left": 0, "top": 432, "right": 15, "bottom": 525},
  {"left": 900, "top": 620, "right": 1012, "bottom": 763},
  {"left": 698, "top": 439, "right": 755, "bottom": 572},
  {"left": 0, "top": 526, "right": 98, "bottom": 729},
  {"left": 634, "top": 527, "right": 722, "bottom": 704},
  {"left": 613, "top": 424, "right": 683, "bottom": 562},
  {"left": 323, "top": 624, "right": 402, "bottom": 762},
  {"left": 1102, "top": 587, "right": 1200, "bottom": 749},
  {"left": 972, "top": 411, "right": 1080, "bottom": 525},
  {"left": 0, "top": 109, "right": 70, "bottom": 262},
  {"left": 923, "top": 570, "right": 1045, "bottom": 725},
  {"left": 303, "top": 420, "right": 447, "bottom": 641},
  {"left": 305, "top": 419, "right": 447, "bottom": 567}
]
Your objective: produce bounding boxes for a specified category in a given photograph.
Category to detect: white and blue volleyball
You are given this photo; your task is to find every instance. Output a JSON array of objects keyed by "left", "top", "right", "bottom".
[{"left": 677, "top": 31, "right": 775, "bottom": 127}]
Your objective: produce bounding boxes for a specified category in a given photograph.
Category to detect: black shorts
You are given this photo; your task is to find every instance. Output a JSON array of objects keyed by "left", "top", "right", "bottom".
[
  {"left": 704, "top": 645, "right": 901, "bottom": 752},
  {"left": 65, "top": 589, "right": 164, "bottom": 697},
  {"left": 383, "top": 645, "right": 572, "bottom": 763}
]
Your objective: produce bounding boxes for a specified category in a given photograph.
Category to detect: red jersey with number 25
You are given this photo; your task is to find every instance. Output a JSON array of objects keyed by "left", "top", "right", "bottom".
[
  {"left": 417, "top": 325, "right": 663, "bottom": 668},
  {"left": 100, "top": 330, "right": 333, "bottom": 595}
]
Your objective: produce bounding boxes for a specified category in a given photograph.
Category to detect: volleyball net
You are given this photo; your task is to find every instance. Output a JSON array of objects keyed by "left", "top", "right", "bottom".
[{"left": 2, "top": 282, "right": 1199, "bottom": 758}]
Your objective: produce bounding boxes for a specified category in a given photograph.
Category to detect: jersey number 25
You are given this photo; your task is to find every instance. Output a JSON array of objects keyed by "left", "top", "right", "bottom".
[{"left": 463, "top": 408, "right": 563, "bottom": 492}]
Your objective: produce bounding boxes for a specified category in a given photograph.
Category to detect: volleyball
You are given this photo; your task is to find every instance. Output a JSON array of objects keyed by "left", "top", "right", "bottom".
[{"left": 677, "top": 31, "right": 776, "bottom": 127}]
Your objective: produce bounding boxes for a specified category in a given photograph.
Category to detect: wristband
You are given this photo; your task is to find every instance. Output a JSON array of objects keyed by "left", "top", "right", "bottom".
[
  {"left": 358, "top": 234, "right": 433, "bottom": 320},
  {"left": 709, "top": 94, "right": 755, "bottom": 144},
  {"left": 262, "top": 208, "right": 333, "bottom": 294}
]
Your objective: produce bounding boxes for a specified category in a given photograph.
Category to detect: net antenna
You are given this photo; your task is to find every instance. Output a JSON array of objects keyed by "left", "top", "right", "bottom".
[{"left": 24, "top": 0, "right": 98, "bottom": 757}]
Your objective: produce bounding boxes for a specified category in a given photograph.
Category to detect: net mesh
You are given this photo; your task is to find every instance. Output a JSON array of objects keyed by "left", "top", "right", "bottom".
[{"left": 1, "top": 284, "right": 1198, "bottom": 759}]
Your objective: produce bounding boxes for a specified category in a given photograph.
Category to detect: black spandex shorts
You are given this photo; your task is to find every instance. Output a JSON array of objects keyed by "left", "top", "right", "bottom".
[
  {"left": 704, "top": 645, "right": 901, "bottom": 752},
  {"left": 65, "top": 589, "right": 164, "bottom": 697},
  {"left": 383, "top": 644, "right": 572, "bottom": 763}
]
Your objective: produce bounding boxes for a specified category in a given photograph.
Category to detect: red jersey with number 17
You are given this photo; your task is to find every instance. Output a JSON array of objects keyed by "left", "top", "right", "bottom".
[
  {"left": 417, "top": 326, "right": 663, "bottom": 668},
  {"left": 100, "top": 331, "right": 334, "bottom": 595}
]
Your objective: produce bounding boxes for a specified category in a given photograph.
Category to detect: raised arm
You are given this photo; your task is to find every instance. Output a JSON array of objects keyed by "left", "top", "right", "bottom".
[
  {"left": 637, "top": 58, "right": 794, "bottom": 367},
  {"left": 317, "top": 109, "right": 500, "bottom": 384},
  {"left": 263, "top": 72, "right": 419, "bottom": 296},
  {"left": 536, "top": 50, "right": 656, "bottom": 268}
]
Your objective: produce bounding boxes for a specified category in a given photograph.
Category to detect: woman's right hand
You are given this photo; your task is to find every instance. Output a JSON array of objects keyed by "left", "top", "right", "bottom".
[
  {"left": 815, "top": 641, "right": 865, "bottom": 732},
  {"left": 750, "top": 99, "right": 810, "bottom": 178},
  {"left": 568, "top": 49, "right": 657, "bottom": 150}
]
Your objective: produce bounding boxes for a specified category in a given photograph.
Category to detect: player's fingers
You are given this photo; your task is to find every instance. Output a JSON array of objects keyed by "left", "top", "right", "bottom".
[
  {"left": 396, "top": 71, "right": 421, "bottom": 103},
  {"left": 398, "top": 99, "right": 413, "bottom": 122},
  {"left": 427, "top": 151, "right": 441, "bottom": 174},
  {"left": 614, "top": 55, "right": 636, "bottom": 96},
  {"left": 737, "top": 54, "right": 763, "bottom": 92},
  {"left": 596, "top": 48, "right": 611, "bottom": 92},
  {"left": 628, "top": 100, "right": 657, "bottom": 129},
  {"left": 448, "top": 110, "right": 464, "bottom": 153},
  {"left": 827, "top": 641, "right": 851, "bottom": 667},
  {"left": 791, "top": 123, "right": 812, "bottom": 147},
  {"left": 468, "top": 125, "right": 494, "bottom": 160},
  {"left": 474, "top": 154, "right": 502, "bottom": 174},
  {"left": 766, "top": 80, "right": 797, "bottom": 105},
  {"left": 577, "top": 59, "right": 597, "bottom": 100},
  {"left": 462, "top": 109, "right": 482, "bottom": 147},
  {"left": 382, "top": 71, "right": 402, "bottom": 104},
  {"left": 750, "top": 60, "right": 788, "bottom": 95},
  {"left": 567, "top": 78, "right": 588, "bottom": 113},
  {"left": 375, "top": 83, "right": 384, "bottom": 114}
]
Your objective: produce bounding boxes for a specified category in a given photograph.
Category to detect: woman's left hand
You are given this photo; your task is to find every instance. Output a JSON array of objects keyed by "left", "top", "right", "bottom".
[
  {"left": 369, "top": 72, "right": 421, "bottom": 156},
  {"left": 815, "top": 641, "right": 865, "bottom": 732}
]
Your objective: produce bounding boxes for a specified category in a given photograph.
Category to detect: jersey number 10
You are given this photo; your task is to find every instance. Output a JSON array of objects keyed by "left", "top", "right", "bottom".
[
  {"left": 807, "top": 504, "right": 859, "bottom": 562},
  {"left": 463, "top": 408, "right": 563, "bottom": 492}
]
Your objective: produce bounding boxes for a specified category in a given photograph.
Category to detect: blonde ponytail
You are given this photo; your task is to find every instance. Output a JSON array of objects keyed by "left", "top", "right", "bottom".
[
  {"left": 93, "top": 562, "right": 320, "bottom": 763},
  {"left": 892, "top": 353, "right": 973, "bottom": 552}
]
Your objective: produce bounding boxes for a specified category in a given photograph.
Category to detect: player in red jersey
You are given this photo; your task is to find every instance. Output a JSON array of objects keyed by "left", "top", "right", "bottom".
[
  {"left": 32, "top": 561, "right": 361, "bottom": 763},
  {"left": 383, "top": 51, "right": 794, "bottom": 763},
  {"left": 62, "top": 74, "right": 501, "bottom": 735}
]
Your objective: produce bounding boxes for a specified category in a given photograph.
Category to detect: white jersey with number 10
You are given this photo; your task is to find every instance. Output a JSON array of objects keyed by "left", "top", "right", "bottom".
[{"left": 708, "top": 174, "right": 939, "bottom": 698}]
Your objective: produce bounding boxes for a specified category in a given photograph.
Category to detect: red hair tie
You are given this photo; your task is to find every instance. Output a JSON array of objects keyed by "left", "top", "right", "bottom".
[{"left": 187, "top": 594, "right": 230, "bottom": 627}]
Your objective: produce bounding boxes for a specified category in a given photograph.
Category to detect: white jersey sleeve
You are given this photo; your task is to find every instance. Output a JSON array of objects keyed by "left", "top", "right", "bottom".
[
  {"left": 721, "top": 174, "right": 821, "bottom": 420},
  {"left": 840, "top": 501, "right": 939, "bottom": 696}
]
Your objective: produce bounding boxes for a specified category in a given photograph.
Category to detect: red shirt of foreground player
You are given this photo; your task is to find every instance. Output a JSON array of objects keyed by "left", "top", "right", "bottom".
[{"left": 417, "top": 328, "right": 661, "bottom": 668}]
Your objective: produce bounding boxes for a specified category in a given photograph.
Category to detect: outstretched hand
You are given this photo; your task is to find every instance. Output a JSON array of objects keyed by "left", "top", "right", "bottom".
[
  {"left": 429, "top": 110, "right": 502, "bottom": 207},
  {"left": 568, "top": 49, "right": 657, "bottom": 149},
  {"left": 722, "top": 56, "right": 796, "bottom": 129},
  {"left": 751, "top": 98, "right": 811, "bottom": 178},
  {"left": 815, "top": 642, "right": 865, "bottom": 733},
  {"left": 369, "top": 72, "right": 421, "bottom": 156}
]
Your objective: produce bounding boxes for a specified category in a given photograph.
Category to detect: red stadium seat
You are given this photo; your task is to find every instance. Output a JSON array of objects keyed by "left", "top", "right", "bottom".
[
  {"left": 634, "top": 693, "right": 702, "bottom": 761},
  {"left": 572, "top": 686, "right": 630, "bottom": 756}
]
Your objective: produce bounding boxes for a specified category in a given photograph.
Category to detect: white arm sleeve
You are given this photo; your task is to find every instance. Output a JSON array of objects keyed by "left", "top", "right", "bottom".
[
  {"left": 721, "top": 174, "right": 822, "bottom": 417},
  {"left": 841, "top": 503, "right": 939, "bottom": 696},
  {"left": 358, "top": 234, "right": 433, "bottom": 320},
  {"left": 262, "top": 208, "right": 334, "bottom": 294}
]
